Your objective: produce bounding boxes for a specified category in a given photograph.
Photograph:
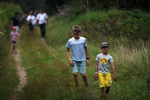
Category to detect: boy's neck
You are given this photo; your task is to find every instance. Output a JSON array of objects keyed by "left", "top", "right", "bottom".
[
  {"left": 74, "top": 36, "right": 80, "bottom": 40},
  {"left": 102, "top": 52, "right": 108, "bottom": 55}
]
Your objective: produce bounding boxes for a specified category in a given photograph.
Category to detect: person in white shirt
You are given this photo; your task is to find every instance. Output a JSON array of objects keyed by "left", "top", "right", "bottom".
[
  {"left": 36, "top": 9, "right": 48, "bottom": 38},
  {"left": 26, "top": 11, "right": 36, "bottom": 35}
]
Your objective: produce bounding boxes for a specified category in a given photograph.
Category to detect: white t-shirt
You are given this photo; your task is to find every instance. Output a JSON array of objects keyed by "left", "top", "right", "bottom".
[
  {"left": 36, "top": 13, "right": 48, "bottom": 24},
  {"left": 95, "top": 53, "right": 114, "bottom": 73},
  {"left": 66, "top": 37, "right": 87, "bottom": 61},
  {"left": 26, "top": 15, "right": 36, "bottom": 25}
]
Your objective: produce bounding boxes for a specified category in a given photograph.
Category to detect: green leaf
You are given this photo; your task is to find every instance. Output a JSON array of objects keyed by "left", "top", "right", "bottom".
[
  {"left": 0, "top": 9, "right": 6, "bottom": 13},
  {"left": 0, "top": 32, "right": 6, "bottom": 36}
]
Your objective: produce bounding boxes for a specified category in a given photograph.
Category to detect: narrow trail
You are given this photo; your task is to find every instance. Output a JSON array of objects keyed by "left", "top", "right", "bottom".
[
  {"left": 40, "top": 38, "right": 56, "bottom": 58},
  {"left": 14, "top": 50, "right": 27, "bottom": 89},
  {"left": 10, "top": 43, "right": 27, "bottom": 100}
]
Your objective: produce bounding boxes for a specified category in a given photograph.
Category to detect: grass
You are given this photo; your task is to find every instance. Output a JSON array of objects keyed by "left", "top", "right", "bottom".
[
  {"left": 18, "top": 25, "right": 100, "bottom": 100},
  {"left": 10, "top": 9, "right": 150, "bottom": 100},
  {"left": 0, "top": 3, "right": 23, "bottom": 99},
  {"left": 0, "top": 38, "right": 19, "bottom": 100}
]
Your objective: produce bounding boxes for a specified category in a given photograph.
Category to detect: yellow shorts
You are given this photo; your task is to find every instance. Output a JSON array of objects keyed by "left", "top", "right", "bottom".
[{"left": 98, "top": 72, "right": 112, "bottom": 88}]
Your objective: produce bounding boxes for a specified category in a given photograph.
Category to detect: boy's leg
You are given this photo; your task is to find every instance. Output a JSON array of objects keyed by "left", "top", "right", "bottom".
[
  {"left": 105, "top": 73, "right": 112, "bottom": 94},
  {"left": 79, "top": 61, "right": 88, "bottom": 86},
  {"left": 73, "top": 72, "right": 78, "bottom": 86},
  {"left": 98, "top": 73, "right": 105, "bottom": 98},
  {"left": 106, "top": 87, "right": 110, "bottom": 94},
  {"left": 81, "top": 74, "right": 88, "bottom": 86},
  {"left": 73, "top": 61, "right": 79, "bottom": 87},
  {"left": 101, "top": 87, "right": 105, "bottom": 98}
]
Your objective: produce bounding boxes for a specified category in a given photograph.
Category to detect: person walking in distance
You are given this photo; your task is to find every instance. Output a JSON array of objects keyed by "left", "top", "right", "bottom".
[
  {"left": 36, "top": 9, "right": 48, "bottom": 38},
  {"left": 10, "top": 27, "right": 19, "bottom": 54},
  {"left": 26, "top": 10, "right": 36, "bottom": 35},
  {"left": 66, "top": 25, "right": 89, "bottom": 87},
  {"left": 11, "top": 12, "right": 20, "bottom": 32}
]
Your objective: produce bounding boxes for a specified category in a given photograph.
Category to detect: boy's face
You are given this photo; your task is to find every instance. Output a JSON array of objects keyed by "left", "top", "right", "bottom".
[
  {"left": 101, "top": 46, "right": 109, "bottom": 53},
  {"left": 72, "top": 31, "right": 80, "bottom": 39}
]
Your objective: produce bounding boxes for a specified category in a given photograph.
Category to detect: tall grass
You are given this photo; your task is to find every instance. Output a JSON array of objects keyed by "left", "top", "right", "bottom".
[
  {"left": 17, "top": 9, "right": 150, "bottom": 100},
  {"left": 47, "top": 9, "right": 150, "bottom": 99},
  {"left": 0, "top": 2, "right": 23, "bottom": 100},
  {"left": 18, "top": 25, "right": 100, "bottom": 100}
]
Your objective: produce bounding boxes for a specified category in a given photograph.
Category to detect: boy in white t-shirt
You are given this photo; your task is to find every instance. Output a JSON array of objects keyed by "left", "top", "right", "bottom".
[
  {"left": 95, "top": 42, "right": 117, "bottom": 100},
  {"left": 66, "top": 25, "right": 89, "bottom": 87}
]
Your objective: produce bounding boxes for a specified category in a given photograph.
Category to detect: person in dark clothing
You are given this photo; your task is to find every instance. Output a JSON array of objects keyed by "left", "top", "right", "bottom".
[{"left": 11, "top": 12, "right": 20, "bottom": 32}]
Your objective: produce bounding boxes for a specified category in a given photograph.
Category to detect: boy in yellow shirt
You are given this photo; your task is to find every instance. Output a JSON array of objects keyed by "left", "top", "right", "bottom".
[{"left": 95, "top": 42, "right": 117, "bottom": 99}]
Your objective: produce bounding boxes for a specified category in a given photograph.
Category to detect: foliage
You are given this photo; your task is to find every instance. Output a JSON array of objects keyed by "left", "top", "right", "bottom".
[
  {"left": 78, "top": 9, "right": 150, "bottom": 42},
  {"left": 18, "top": 11, "right": 150, "bottom": 99},
  {"left": 51, "top": 0, "right": 150, "bottom": 16},
  {"left": 0, "top": 2, "right": 23, "bottom": 100},
  {"left": 1, "top": 0, "right": 150, "bottom": 15},
  {"left": 0, "top": 0, "right": 48, "bottom": 13}
]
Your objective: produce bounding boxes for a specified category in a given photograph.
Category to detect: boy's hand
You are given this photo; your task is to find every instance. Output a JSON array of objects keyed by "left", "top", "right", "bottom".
[
  {"left": 86, "top": 60, "right": 89, "bottom": 66},
  {"left": 95, "top": 74, "right": 98, "bottom": 80},
  {"left": 69, "top": 60, "right": 74, "bottom": 67},
  {"left": 113, "top": 75, "right": 117, "bottom": 81}
]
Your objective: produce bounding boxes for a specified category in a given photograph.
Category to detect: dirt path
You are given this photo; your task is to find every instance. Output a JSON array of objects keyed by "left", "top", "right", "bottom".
[
  {"left": 40, "top": 38, "right": 56, "bottom": 58},
  {"left": 10, "top": 50, "right": 27, "bottom": 100},
  {"left": 14, "top": 50, "right": 27, "bottom": 89}
]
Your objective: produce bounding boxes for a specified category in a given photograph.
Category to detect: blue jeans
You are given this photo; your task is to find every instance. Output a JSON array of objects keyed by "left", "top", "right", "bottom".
[
  {"left": 72, "top": 61, "right": 86, "bottom": 74},
  {"left": 28, "top": 24, "right": 34, "bottom": 31},
  {"left": 39, "top": 23, "right": 46, "bottom": 37}
]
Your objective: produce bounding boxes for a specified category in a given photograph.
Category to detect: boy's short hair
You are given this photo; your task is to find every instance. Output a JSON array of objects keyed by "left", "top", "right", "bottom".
[
  {"left": 100, "top": 42, "right": 109, "bottom": 47},
  {"left": 72, "top": 25, "right": 81, "bottom": 33}
]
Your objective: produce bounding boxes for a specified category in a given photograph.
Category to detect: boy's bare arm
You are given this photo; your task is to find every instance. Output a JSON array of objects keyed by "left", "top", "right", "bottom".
[
  {"left": 85, "top": 47, "right": 89, "bottom": 66},
  {"left": 95, "top": 61, "right": 98, "bottom": 80},
  {"left": 111, "top": 62, "right": 117, "bottom": 81},
  {"left": 66, "top": 48, "right": 74, "bottom": 67},
  {"left": 66, "top": 48, "right": 71, "bottom": 60}
]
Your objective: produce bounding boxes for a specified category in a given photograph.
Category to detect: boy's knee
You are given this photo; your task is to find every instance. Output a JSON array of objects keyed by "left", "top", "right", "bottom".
[
  {"left": 73, "top": 73, "right": 78, "bottom": 76},
  {"left": 81, "top": 74, "right": 86, "bottom": 77}
]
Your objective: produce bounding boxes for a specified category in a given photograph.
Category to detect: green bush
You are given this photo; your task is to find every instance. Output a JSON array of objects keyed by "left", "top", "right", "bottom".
[
  {"left": 0, "top": 2, "right": 23, "bottom": 100},
  {"left": 79, "top": 9, "right": 150, "bottom": 42}
]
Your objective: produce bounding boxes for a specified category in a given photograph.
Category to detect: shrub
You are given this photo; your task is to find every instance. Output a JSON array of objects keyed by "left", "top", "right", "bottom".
[{"left": 79, "top": 9, "right": 150, "bottom": 42}]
